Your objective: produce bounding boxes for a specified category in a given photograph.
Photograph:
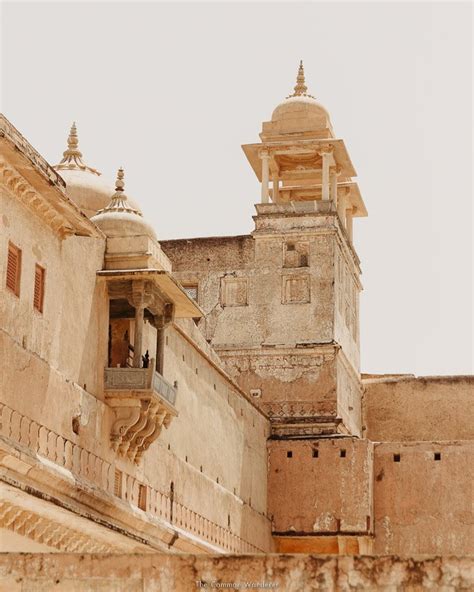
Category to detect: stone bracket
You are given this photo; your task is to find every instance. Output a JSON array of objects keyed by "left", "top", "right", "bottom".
[{"left": 104, "top": 363, "right": 178, "bottom": 464}]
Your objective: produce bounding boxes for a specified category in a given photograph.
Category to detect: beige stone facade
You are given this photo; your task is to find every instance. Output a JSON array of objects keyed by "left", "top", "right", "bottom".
[{"left": 0, "top": 63, "right": 472, "bottom": 586}]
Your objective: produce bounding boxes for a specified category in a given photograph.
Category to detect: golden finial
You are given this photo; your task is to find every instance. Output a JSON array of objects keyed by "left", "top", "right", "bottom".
[
  {"left": 54, "top": 121, "right": 100, "bottom": 175},
  {"left": 287, "top": 61, "right": 315, "bottom": 99}
]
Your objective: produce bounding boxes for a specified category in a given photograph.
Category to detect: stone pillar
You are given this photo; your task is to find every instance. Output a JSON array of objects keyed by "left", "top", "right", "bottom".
[
  {"left": 337, "top": 191, "right": 346, "bottom": 227},
  {"left": 321, "top": 148, "right": 332, "bottom": 201},
  {"left": 155, "top": 320, "right": 166, "bottom": 374},
  {"left": 260, "top": 151, "right": 270, "bottom": 203},
  {"left": 272, "top": 175, "right": 280, "bottom": 202},
  {"left": 133, "top": 304, "right": 145, "bottom": 368},
  {"left": 330, "top": 168, "right": 338, "bottom": 204},
  {"left": 346, "top": 207, "right": 354, "bottom": 242},
  {"left": 129, "top": 280, "right": 154, "bottom": 369}
]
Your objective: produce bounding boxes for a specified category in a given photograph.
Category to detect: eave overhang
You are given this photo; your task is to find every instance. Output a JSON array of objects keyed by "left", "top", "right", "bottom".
[
  {"left": 97, "top": 269, "right": 203, "bottom": 318},
  {"left": 0, "top": 114, "right": 101, "bottom": 238}
]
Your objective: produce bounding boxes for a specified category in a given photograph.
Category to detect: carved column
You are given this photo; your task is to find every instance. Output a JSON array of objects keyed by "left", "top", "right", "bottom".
[
  {"left": 330, "top": 166, "right": 339, "bottom": 204},
  {"left": 337, "top": 190, "right": 347, "bottom": 227},
  {"left": 321, "top": 147, "right": 333, "bottom": 201},
  {"left": 128, "top": 280, "right": 154, "bottom": 368},
  {"left": 155, "top": 302, "right": 174, "bottom": 375},
  {"left": 260, "top": 151, "right": 270, "bottom": 203},
  {"left": 133, "top": 305, "right": 145, "bottom": 368},
  {"left": 272, "top": 175, "right": 280, "bottom": 202}
]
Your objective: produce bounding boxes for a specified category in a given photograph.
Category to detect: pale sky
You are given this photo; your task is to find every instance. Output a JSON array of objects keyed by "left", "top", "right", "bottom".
[{"left": 2, "top": 1, "right": 472, "bottom": 376}]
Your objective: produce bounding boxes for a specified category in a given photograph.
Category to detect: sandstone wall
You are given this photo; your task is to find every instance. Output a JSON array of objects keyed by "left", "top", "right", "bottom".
[
  {"left": 373, "top": 440, "right": 474, "bottom": 555},
  {"left": 1, "top": 186, "right": 108, "bottom": 398},
  {"left": 0, "top": 553, "right": 472, "bottom": 591},
  {"left": 0, "top": 322, "right": 272, "bottom": 553},
  {"left": 363, "top": 376, "right": 474, "bottom": 442},
  {"left": 268, "top": 438, "right": 373, "bottom": 535},
  {"left": 162, "top": 220, "right": 362, "bottom": 437}
]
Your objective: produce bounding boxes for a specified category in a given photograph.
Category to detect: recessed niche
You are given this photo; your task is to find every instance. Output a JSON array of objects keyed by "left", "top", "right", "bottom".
[
  {"left": 434, "top": 452, "right": 441, "bottom": 461},
  {"left": 340, "top": 449, "right": 346, "bottom": 458},
  {"left": 287, "top": 451, "right": 293, "bottom": 458},
  {"left": 393, "top": 454, "right": 401, "bottom": 462}
]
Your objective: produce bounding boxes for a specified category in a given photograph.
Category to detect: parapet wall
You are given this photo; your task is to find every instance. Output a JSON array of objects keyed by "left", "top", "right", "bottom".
[
  {"left": 363, "top": 375, "right": 474, "bottom": 442},
  {"left": 0, "top": 553, "right": 472, "bottom": 591}
]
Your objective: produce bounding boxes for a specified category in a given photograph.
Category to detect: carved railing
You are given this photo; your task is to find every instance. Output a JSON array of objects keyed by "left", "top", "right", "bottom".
[
  {"left": 0, "top": 402, "right": 263, "bottom": 553},
  {"left": 104, "top": 366, "right": 177, "bottom": 406},
  {"left": 153, "top": 371, "right": 177, "bottom": 406}
]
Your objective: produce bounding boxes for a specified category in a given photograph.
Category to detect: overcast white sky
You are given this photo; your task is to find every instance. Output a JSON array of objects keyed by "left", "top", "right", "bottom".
[{"left": 1, "top": 1, "right": 472, "bottom": 376}]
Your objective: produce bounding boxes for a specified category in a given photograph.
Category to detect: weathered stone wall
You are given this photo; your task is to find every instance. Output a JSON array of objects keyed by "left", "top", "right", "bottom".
[
  {"left": 0, "top": 322, "right": 272, "bottom": 553},
  {"left": 1, "top": 186, "right": 108, "bottom": 398},
  {"left": 268, "top": 438, "right": 373, "bottom": 535},
  {"left": 363, "top": 376, "right": 474, "bottom": 442},
  {"left": 1, "top": 166, "right": 273, "bottom": 554},
  {"left": 334, "top": 240, "right": 361, "bottom": 371},
  {"left": 1, "top": 553, "right": 472, "bottom": 591},
  {"left": 162, "top": 214, "right": 362, "bottom": 437},
  {"left": 373, "top": 440, "right": 474, "bottom": 555}
]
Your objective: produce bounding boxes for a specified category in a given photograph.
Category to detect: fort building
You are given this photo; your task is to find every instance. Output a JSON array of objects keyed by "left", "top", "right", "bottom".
[{"left": 0, "top": 64, "right": 472, "bottom": 578}]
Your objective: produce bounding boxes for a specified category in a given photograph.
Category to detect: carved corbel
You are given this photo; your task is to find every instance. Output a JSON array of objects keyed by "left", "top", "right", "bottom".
[
  {"left": 128, "top": 279, "right": 155, "bottom": 310},
  {"left": 118, "top": 399, "right": 151, "bottom": 455},
  {"left": 134, "top": 409, "right": 168, "bottom": 463},
  {"left": 109, "top": 400, "right": 142, "bottom": 451}
]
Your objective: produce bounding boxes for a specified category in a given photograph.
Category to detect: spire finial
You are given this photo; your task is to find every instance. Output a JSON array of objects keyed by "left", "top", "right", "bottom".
[
  {"left": 294, "top": 60, "right": 307, "bottom": 95},
  {"left": 68, "top": 122, "right": 79, "bottom": 151},
  {"left": 287, "top": 60, "right": 315, "bottom": 99},
  {"left": 54, "top": 121, "right": 100, "bottom": 176},
  {"left": 115, "top": 167, "right": 125, "bottom": 192},
  {"left": 94, "top": 166, "right": 143, "bottom": 218}
]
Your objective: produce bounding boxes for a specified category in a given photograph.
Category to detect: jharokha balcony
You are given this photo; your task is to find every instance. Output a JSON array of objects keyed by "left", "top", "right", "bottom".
[
  {"left": 104, "top": 362, "right": 178, "bottom": 464},
  {"left": 97, "top": 269, "right": 202, "bottom": 464}
]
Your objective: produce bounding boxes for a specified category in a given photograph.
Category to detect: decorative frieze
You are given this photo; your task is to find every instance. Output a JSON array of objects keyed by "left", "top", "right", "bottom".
[
  {"left": 0, "top": 501, "right": 115, "bottom": 553},
  {"left": 261, "top": 400, "right": 341, "bottom": 437}
]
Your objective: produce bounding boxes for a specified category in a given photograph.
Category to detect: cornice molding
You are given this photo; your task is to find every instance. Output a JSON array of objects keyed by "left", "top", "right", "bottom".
[{"left": 0, "top": 157, "right": 74, "bottom": 238}]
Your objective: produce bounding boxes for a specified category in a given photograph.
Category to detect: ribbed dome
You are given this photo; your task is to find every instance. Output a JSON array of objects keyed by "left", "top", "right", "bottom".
[
  {"left": 54, "top": 123, "right": 141, "bottom": 218},
  {"left": 91, "top": 168, "right": 156, "bottom": 240}
]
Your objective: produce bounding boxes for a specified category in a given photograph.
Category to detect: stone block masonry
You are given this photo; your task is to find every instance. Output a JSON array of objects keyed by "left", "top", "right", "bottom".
[{"left": 0, "top": 553, "right": 473, "bottom": 591}]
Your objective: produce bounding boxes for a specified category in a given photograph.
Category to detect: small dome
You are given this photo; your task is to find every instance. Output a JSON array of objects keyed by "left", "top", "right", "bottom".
[
  {"left": 271, "top": 95, "right": 330, "bottom": 125},
  {"left": 270, "top": 61, "right": 332, "bottom": 132},
  {"left": 54, "top": 123, "right": 141, "bottom": 218},
  {"left": 91, "top": 168, "right": 156, "bottom": 240}
]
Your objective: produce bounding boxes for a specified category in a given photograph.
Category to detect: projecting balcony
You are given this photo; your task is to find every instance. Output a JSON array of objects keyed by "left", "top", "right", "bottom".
[{"left": 104, "top": 362, "right": 178, "bottom": 464}]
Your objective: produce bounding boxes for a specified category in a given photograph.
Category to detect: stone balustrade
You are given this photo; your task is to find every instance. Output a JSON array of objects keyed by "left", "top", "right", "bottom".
[{"left": 0, "top": 402, "right": 262, "bottom": 553}]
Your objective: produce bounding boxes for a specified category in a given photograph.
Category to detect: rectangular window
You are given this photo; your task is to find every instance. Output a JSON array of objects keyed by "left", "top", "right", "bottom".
[
  {"left": 6, "top": 242, "right": 21, "bottom": 296},
  {"left": 33, "top": 264, "right": 45, "bottom": 313},
  {"left": 138, "top": 484, "right": 147, "bottom": 511}
]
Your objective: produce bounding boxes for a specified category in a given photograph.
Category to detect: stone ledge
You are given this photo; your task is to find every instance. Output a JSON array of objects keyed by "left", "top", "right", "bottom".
[{"left": 0, "top": 553, "right": 472, "bottom": 591}]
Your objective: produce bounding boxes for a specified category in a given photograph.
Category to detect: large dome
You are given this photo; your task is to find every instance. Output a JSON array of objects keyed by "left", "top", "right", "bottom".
[
  {"left": 91, "top": 168, "right": 156, "bottom": 240},
  {"left": 54, "top": 123, "right": 140, "bottom": 218}
]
